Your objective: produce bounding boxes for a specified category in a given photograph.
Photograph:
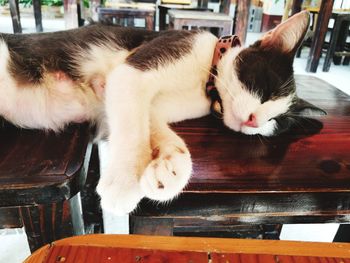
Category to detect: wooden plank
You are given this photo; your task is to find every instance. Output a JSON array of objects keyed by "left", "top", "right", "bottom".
[
  {"left": 44, "top": 246, "right": 209, "bottom": 263},
  {"left": 24, "top": 234, "right": 350, "bottom": 260}
]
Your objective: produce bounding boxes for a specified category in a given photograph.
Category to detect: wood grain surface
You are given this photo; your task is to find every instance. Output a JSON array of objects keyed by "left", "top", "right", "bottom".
[
  {"left": 132, "top": 75, "right": 350, "bottom": 227},
  {"left": 24, "top": 234, "right": 350, "bottom": 262},
  {"left": 177, "top": 75, "right": 350, "bottom": 193},
  {"left": 0, "top": 123, "right": 92, "bottom": 206}
]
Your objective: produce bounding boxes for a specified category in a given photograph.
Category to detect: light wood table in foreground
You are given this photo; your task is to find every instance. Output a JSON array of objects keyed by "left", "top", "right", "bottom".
[{"left": 25, "top": 234, "right": 350, "bottom": 262}]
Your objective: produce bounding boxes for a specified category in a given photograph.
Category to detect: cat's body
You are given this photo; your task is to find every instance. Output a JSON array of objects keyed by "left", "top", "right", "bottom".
[
  {"left": 0, "top": 11, "right": 324, "bottom": 214},
  {"left": 0, "top": 26, "right": 214, "bottom": 129}
]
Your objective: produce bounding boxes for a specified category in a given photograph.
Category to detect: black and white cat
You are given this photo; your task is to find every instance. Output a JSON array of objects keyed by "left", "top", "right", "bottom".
[{"left": 0, "top": 11, "right": 324, "bottom": 214}]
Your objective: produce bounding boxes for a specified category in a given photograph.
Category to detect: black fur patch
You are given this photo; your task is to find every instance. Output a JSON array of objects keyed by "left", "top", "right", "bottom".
[
  {"left": 235, "top": 41, "right": 295, "bottom": 103},
  {"left": 126, "top": 30, "right": 197, "bottom": 71},
  {"left": 1, "top": 24, "right": 159, "bottom": 84}
]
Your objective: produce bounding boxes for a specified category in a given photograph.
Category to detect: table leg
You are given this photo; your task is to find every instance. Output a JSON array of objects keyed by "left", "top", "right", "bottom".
[
  {"left": 81, "top": 144, "right": 103, "bottom": 234},
  {"left": 333, "top": 224, "right": 350, "bottom": 242},
  {"left": 9, "top": 0, "right": 22, "bottom": 33},
  {"left": 33, "top": 0, "right": 43, "bottom": 32},
  {"left": 333, "top": 20, "right": 349, "bottom": 65},
  {"left": 159, "top": 6, "right": 167, "bottom": 31},
  {"left": 145, "top": 14, "right": 155, "bottom": 31},
  {"left": 291, "top": 0, "right": 302, "bottom": 16},
  {"left": 64, "top": 0, "right": 79, "bottom": 29},
  {"left": 220, "top": 0, "right": 230, "bottom": 15},
  {"left": 198, "top": 0, "right": 208, "bottom": 9},
  {"left": 222, "top": 21, "right": 233, "bottom": 36},
  {"left": 306, "top": 0, "right": 334, "bottom": 73},
  {"left": 234, "top": 0, "right": 251, "bottom": 44},
  {"left": 323, "top": 16, "right": 342, "bottom": 72},
  {"left": 20, "top": 195, "right": 85, "bottom": 253}
]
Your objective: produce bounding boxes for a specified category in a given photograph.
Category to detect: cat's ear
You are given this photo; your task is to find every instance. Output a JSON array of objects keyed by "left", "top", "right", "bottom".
[
  {"left": 290, "top": 97, "right": 327, "bottom": 116},
  {"left": 259, "top": 11, "right": 310, "bottom": 55}
]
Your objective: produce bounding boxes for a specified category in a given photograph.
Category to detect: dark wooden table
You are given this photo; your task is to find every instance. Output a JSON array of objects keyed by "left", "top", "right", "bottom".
[
  {"left": 25, "top": 234, "right": 350, "bottom": 262},
  {"left": 130, "top": 75, "right": 350, "bottom": 237},
  {"left": 98, "top": 5, "right": 156, "bottom": 30},
  {"left": 0, "top": 122, "right": 93, "bottom": 252}
]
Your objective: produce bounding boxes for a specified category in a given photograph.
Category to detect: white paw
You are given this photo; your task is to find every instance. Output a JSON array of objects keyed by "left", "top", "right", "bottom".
[
  {"left": 140, "top": 145, "right": 192, "bottom": 201},
  {"left": 96, "top": 174, "right": 144, "bottom": 216}
]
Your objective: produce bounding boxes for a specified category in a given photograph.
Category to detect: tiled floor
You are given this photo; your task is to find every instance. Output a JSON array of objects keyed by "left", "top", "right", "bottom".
[{"left": 0, "top": 15, "right": 349, "bottom": 263}]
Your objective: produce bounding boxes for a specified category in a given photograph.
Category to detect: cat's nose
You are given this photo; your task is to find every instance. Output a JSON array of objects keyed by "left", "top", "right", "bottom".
[{"left": 242, "top": 114, "right": 258, "bottom": 128}]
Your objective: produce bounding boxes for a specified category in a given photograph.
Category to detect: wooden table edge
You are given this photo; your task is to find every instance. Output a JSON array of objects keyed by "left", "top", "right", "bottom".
[{"left": 25, "top": 234, "right": 350, "bottom": 262}]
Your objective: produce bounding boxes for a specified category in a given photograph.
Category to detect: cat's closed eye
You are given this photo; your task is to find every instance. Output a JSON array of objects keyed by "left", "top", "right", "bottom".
[{"left": 215, "top": 10, "right": 325, "bottom": 137}]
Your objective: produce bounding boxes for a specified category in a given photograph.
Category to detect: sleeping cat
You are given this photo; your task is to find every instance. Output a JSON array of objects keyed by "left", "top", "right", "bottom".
[{"left": 0, "top": 11, "right": 324, "bottom": 215}]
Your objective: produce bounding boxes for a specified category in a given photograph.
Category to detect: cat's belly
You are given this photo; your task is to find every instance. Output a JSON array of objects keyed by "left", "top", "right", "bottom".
[{"left": 0, "top": 72, "right": 101, "bottom": 130}]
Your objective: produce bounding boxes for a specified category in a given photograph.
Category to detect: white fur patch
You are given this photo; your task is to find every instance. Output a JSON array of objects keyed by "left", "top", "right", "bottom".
[{"left": 216, "top": 47, "right": 293, "bottom": 136}]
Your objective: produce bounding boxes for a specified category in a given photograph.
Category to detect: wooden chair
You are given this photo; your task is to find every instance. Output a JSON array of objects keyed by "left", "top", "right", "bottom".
[
  {"left": 25, "top": 234, "right": 350, "bottom": 262},
  {"left": 0, "top": 121, "right": 102, "bottom": 252},
  {"left": 168, "top": 10, "right": 233, "bottom": 36},
  {"left": 8, "top": 0, "right": 43, "bottom": 33},
  {"left": 158, "top": 0, "right": 231, "bottom": 31},
  {"left": 129, "top": 75, "right": 350, "bottom": 239},
  {"left": 97, "top": 3, "right": 156, "bottom": 30},
  {"left": 296, "top": 7, "right": 350, "bottom": 72},
  {"left": 322, "top": 11, "right": 350, "bottom": 71}
]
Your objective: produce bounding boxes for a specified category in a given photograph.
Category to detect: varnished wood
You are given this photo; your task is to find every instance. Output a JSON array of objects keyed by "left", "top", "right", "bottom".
[
  {"left": 234, "top": 0, "right": 251, "bottom": 44},
  {"left": 20, "top": 195, "right": 84, "bottom": 252},
  {"left": 132, "top": 75, "right": 350, "bottom": 235},
  {"left": 24, "top": 234, "right": 350, "bottom": 262},
  {"left": 0, "top": 123, "right": 92, "bottom": 206},
  {"left": 0, "top": 123, "right": 92, "bottom": 252},
  {"left": 306, "top": 0, "right": 334, "bottom": 72}
]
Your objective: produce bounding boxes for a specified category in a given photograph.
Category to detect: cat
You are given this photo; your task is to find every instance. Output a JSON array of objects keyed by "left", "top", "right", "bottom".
[{"left": 0, "top": 10, "right": 325, "bottom": 215}]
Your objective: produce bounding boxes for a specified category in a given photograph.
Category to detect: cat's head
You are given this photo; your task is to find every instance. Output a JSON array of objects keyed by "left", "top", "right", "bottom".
[{"left": 216, "top": 11, "right": 326, "bottom": 136}]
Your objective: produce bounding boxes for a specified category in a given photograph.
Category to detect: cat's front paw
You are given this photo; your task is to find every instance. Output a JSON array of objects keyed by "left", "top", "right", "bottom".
[
  {"left": 140, "top": 145, "right": 192, "bottom": 201},
  {"left": 96, "top": 174, "right": 143, "bottom": 216}
]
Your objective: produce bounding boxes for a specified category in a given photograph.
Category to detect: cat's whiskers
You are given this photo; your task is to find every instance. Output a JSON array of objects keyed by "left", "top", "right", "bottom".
[
  {"left": 236, "top": 54, "right": 243, "bottom": 64},
  {"left": 257, "top": 134, "right": 265, "bottom": 145},
  {"left": 280, "top": 76, "right": 294, "bottom": 90},
  {"left": 200, "top": 66, "right": 235, "bottom": 100}
]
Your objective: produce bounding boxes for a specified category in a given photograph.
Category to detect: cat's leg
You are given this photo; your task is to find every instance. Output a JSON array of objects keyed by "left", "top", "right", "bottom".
[
  {"left": 96, "top": 65, "right": 155, "bottom": 215},
  {"left": 140, "top": 115, "right": 192, "bottom": 201}
]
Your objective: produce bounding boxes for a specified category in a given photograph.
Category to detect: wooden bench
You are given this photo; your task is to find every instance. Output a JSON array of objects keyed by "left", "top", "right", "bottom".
[
  {"left": 0, "top": 122, "right": 102, "bottom": 252},
  {"left": 130, "top": 75, "right": 350, "bottom": 239},
  {"left": 25, "top": 234, "right": 350, "bottom": 262}
]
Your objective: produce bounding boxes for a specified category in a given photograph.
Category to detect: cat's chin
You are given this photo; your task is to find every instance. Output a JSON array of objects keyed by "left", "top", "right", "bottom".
[
  {"left": 223, "top": 115, "right": 277, "bottom": 137},
  {"left": 240, "top": 119, "right": 277, "bottom": 137}
]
